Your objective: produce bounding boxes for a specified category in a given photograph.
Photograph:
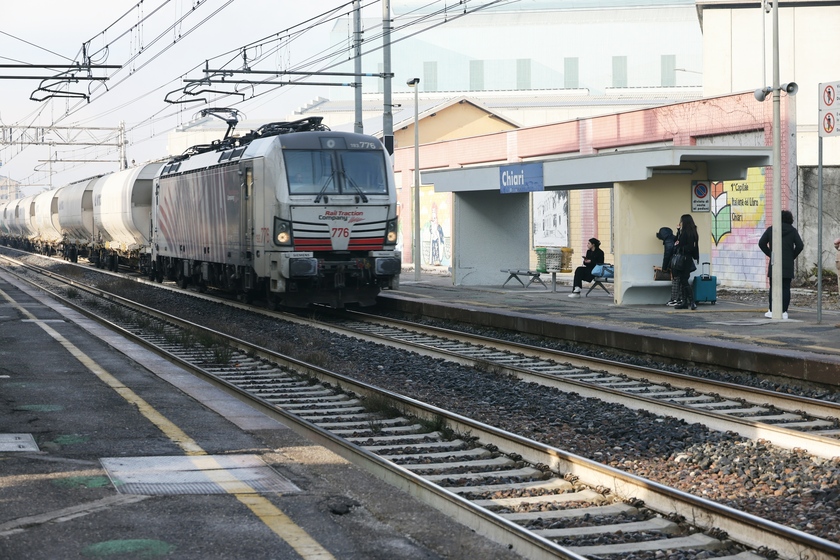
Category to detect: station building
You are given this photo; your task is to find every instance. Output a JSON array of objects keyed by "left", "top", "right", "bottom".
[{"left": 0, "top": 176, "right": 21, "bottom": 205}]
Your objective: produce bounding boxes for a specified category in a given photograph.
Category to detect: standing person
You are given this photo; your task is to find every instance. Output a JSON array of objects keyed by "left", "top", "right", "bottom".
[
  {"left": 673, "top": 214, "right": 699, "bottom": 310},
  {"left": 758, "top": 210, "right": 804, "bottom": 319},
  {"left": 568, "top": 238, "right": 605, "bottom": 297},
  {"left": 656, "top": 226, "right": 680, "bottom": 306},
  {"left": 834, "top": 238, "right": 840, "bottom": 286}
]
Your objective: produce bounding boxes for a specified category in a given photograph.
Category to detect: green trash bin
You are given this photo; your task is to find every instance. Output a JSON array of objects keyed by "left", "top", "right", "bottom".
[{"left": 535, "top": 247, "right": 547, "bottom": 273}]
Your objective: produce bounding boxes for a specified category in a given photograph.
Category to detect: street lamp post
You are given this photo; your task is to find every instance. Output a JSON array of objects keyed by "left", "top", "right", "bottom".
[
  {"left": 407, "top": 77, "right": 421, "bottom": 281},
  {"left": 754, "top": 0, "right": 796, "bottom": 320},
  {"left": 770, "top": 0, "right": 782, "bottom": 321}
]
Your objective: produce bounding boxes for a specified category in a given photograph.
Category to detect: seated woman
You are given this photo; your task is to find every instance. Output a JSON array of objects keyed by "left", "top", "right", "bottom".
[{"left": 569, "top": 238, "right": 605, "bottom": 297}]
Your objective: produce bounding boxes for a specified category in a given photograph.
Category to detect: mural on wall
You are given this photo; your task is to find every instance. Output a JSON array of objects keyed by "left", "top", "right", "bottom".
[
  {"left": 420, "top": 186, "right": 452, "bottom": 269},
  {"left": 709, "top": 168, "right": 768, "bottom": 289},
  {"left": 532, "top": 191, "right": 569, "bottom": 247}
]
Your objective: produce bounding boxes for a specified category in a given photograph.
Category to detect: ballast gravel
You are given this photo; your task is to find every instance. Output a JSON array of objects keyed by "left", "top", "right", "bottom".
[{"left": 9, "top": 254, "right": 840, "bottom": 548}]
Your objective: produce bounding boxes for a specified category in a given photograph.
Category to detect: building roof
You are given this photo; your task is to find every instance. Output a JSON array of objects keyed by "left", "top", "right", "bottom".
[{"left": 321, "top": 95, "right": 521, "bottom": 136}]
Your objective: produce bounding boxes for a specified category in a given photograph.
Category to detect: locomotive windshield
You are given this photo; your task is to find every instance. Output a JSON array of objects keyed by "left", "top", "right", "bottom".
[{"left": 285, "top": 149, "right": 387, "bottom": 196}]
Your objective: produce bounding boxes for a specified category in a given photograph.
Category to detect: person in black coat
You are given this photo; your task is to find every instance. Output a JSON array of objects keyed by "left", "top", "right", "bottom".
[
  {"left": 569, "top": 238, "right": 605, "bottom": 297},
  {"left": 758, "top": 210, "right": 804, "bottom": 319},
  {"left": 656, "top": 227, "right": 676, "bottom": 270},
  {"left": 673, "top": 215, "right": 700, "bottom": 310},
  {"left": 656, "top": 227, "right": 680, "bottom": 305}
]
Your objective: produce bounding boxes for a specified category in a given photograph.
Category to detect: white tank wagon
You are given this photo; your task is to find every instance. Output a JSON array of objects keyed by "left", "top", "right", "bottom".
[
  {"left": 151, "top": 116, "right": 401, "bottom": 308},
  {"left": 92, "top": 162, "right": 164, "bottom": 271},
  {"left": 4, "top": 196, "right": 37, "bottom": 250},
  {"left": 0, "top": 201, "right": 15, "bottom": 243},
  {"left": 1, "top": 199, "right": 20, "bottom": 245},
  {"left": 0, "top": 201, "right": 10, "bottom": 236},
  {"left": 31, "top": 188, "right": 64, "bottom": 255},
  {"left": 57, "top": 176, "right": 101, "bottom": 262}
]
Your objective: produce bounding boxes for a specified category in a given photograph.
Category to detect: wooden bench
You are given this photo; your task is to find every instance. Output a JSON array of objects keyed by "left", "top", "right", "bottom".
[
  {"left": 501, "top": 269, "right": 548, "bottom": 289},
  {"left": 586, "top": 276, "right": 613, "bottom": 296}
]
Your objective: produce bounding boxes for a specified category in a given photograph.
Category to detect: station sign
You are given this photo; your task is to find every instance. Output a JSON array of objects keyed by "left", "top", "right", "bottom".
[
  {"left": 500, "top": 162, "right": 543, "bottom": 193},
  {"left": 691, "top": 180, "right": 711, "bottom": 212},
  {"left": 819, "top": 81, "right": 840, "bottom": 137}
]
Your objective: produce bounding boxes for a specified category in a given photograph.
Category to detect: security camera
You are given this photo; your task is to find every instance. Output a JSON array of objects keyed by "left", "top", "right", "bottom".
[
  {"left": 406, "top": 78, "right": 420, "bottom": 86},
  {"left": 764, "top": 0, "right": 772, "bottom": 13}
]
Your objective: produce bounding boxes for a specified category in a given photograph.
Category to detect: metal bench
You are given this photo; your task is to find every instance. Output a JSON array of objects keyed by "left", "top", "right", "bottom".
[
  {"left": 500, "top": 269, "right": 548, "bottom": 289},
  {"left": 586, "top": 276, "right": 613, "bottom": 296}
]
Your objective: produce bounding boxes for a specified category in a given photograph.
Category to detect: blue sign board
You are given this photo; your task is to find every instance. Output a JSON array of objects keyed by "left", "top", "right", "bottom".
[{"left": 500, "top": 162, "right": 544, "bottom": 193}]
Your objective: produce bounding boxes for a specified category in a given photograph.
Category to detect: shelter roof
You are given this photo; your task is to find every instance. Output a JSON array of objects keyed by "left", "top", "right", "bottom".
[{"left": 423, "top": 146, "right": 772, "bottom": 192}]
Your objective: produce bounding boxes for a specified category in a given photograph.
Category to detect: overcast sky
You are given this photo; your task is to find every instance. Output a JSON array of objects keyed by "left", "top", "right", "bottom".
[{"left": 0, "top": 0, "right": 381, "bottom": 193}]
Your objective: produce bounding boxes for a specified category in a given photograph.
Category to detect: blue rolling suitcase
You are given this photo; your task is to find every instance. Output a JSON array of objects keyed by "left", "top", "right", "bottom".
[{"left": 693, "top": 262, "right": 717, "bottom": 304}]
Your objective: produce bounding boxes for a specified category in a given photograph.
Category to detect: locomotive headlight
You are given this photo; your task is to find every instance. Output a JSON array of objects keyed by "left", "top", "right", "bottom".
[
  {"left": 273, "top": 218, "right": 293, "bottom": 246},
  {"left": 384, "top": 218, "right": 398, "bottom": 245}
]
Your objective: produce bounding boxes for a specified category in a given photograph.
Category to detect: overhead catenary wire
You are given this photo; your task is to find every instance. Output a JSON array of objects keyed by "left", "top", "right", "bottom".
[{"left": 2, "top": 0, "right": 516, "bottom": 189}]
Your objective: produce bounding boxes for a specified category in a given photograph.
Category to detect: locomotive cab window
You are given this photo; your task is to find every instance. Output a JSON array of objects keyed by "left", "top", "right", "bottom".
[
  {"left": 284, "top": 149, "right": 387, "bottom": 196},
  {"left": 340, "top": 151, "right": 387, "bottom": 194},
  {"left": 286, "top": 151, "right": 335, "bottom": 195}
]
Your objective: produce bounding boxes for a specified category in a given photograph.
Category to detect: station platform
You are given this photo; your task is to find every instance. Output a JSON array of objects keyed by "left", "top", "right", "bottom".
[
  {"left": 0, "top": 270, "right": 521, "bottom": 560},
  {"left": 381, "top": 273, "right": 840, "bottom": 389}
]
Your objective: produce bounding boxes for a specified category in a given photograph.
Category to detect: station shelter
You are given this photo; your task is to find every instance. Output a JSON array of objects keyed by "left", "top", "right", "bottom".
[{"left": 391, "top": 92, "right": 792, "bottom": 305}]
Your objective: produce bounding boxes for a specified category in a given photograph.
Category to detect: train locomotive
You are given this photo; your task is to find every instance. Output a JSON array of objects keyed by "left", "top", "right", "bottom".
[{"left": 0, "top": 116, "right": 402, "bottom": 308}]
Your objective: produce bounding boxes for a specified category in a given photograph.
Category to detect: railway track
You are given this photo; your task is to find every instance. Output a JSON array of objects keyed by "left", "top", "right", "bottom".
[
  {"left": 3, "top": 253, "right": 840, "bottom": 559},
  {"left": 305, "top": 310, "right": 840, "bottom": 459}
]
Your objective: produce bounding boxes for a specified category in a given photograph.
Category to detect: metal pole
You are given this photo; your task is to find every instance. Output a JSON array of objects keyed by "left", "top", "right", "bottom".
[
  {"left": 770, "top": 0, "right": 782, "bottom": 320},
  {"left": 353, "top": 0, "right": 363, "bottom": 134},
  {"left": 413, "top": 82, "right": 421, "bottom": 281},
  {"left": 382, "top": 0, "right": 394, "bottom": 154},
  {"left": 119, "top": 121, "right": 127, "bottom": 170},
  {"left": 818, "top": 135, "right": 823, "bottom": 323}
]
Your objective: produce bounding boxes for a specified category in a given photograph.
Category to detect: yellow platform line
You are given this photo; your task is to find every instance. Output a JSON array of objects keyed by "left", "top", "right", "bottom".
[{"left": 1, "top": 288, "right": 335, "bottom": 560}]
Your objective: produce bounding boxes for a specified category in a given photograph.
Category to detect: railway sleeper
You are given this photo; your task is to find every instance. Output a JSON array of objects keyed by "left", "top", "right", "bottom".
[
  {"left": 282, "top": 401, "right": 364, "bottom": 412},
  {"left": 362, "top": 440, "right": 470, "bottom": 453},
  {"left": 410, "top": 458, "right": 522, "bottom": 473},
  {"left": 347, "top": 432, "right": 445, "bottom": 445},
  {"left": 536, "top": 515, "right": 680, "bottom": 538},
  {"left": 567, "top": 531, "right": 725, "bottom": 556},
  {"left": 479, "top": 490, "right": 609, "bottom": 509},
  {"left": 501, "top": 501, "right": 634, "bottom": 521},
  {"left": 313, "top": 418, "right": 413, "bottom": 430},
  {"left": 330, "top": 424, "right": 426, "bottom": 436},
  {"left": 423, "top": 467, "right": 544, "bottom": 483},
  {"left": 293, "top": 407, "right": 367, "bottom": 417}
]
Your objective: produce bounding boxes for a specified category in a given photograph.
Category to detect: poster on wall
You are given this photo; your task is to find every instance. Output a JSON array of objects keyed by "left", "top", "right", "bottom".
[
  {"left": 532, "top": 191, "right": 569, "bottom": 247},
  {"left": 710, "top": 169, "right": 768, "bottom": 290},
  {"left": 420, "top": 187, "right": 451, "bottom": 269}
]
